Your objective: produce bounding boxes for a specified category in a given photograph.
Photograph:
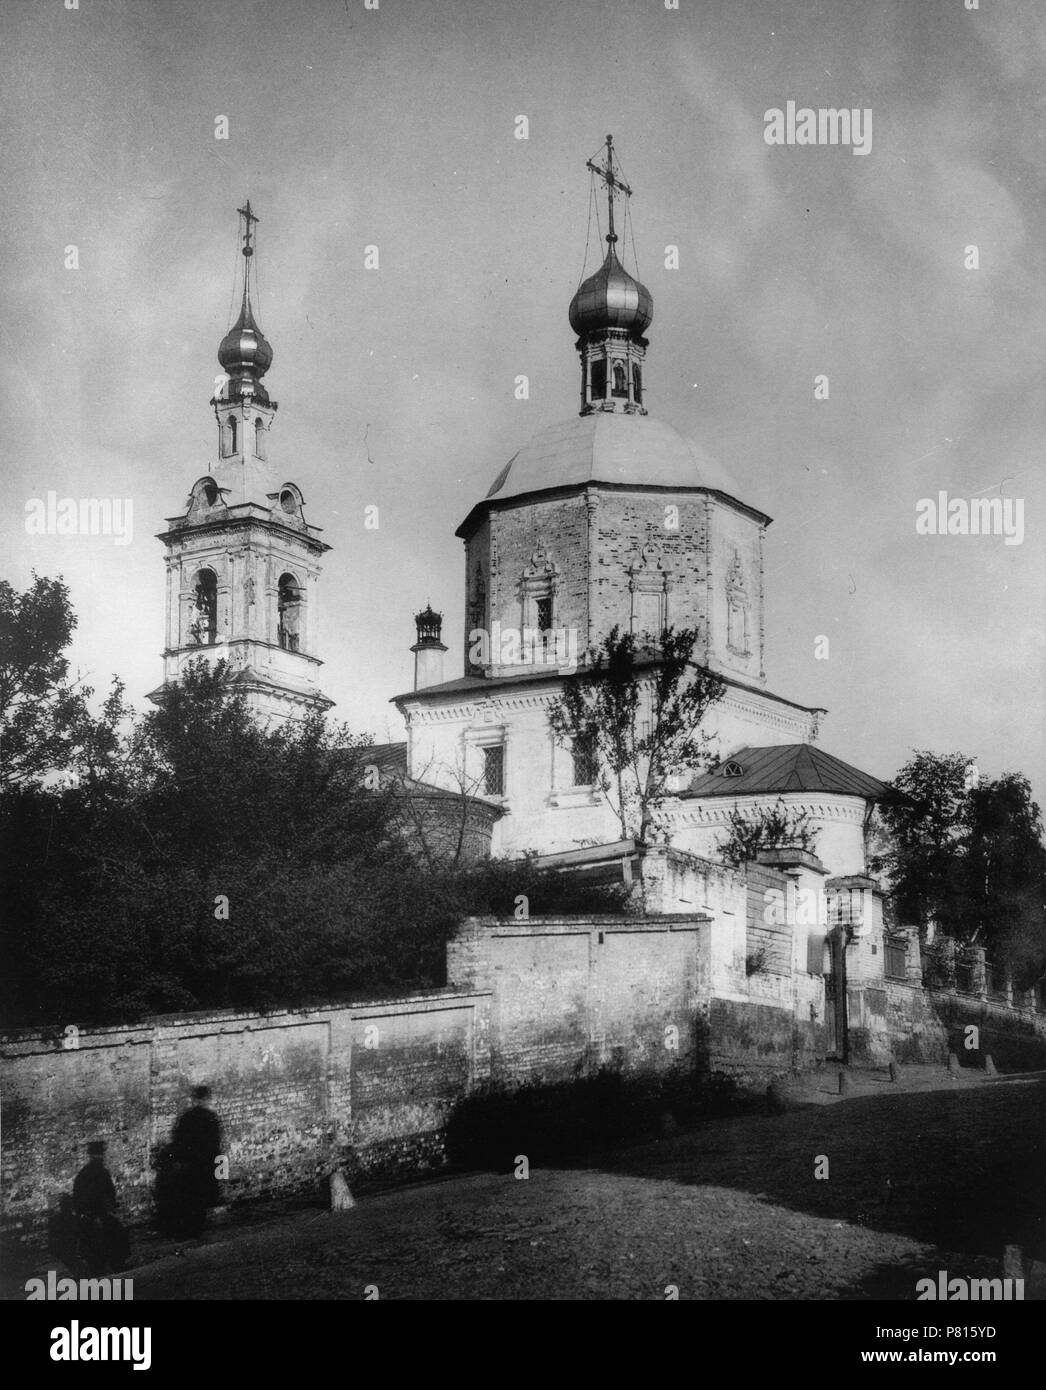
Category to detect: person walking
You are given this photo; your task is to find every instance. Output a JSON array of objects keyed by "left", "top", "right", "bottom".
[
  {"left": 71, "top": 1140, "right": 130, "bottom": 1274},
  {"left": 167, "top": 1085, "right": 223, "bottom": 1237}
]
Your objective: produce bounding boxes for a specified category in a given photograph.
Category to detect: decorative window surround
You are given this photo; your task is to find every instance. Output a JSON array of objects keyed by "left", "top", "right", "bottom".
[
  {"left": 726, "top": 549, "right": 751, "bottom": 657},
  {"left": 518, "top": 547, "right": 559, "bottom": 633},
  {"left": 628, "top": 543, "right": 671, "bottom": 640}
]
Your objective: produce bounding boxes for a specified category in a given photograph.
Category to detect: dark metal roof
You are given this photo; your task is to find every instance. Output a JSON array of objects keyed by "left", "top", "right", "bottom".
[
  {"left": 684, "top": 744, "right": 887, "bottom": 801},
  {"left": 392, "top": 668, "right": 823, "bottom": 718},
  {"left": 359, "top": 741, "right": 408, "bottom": 775}
]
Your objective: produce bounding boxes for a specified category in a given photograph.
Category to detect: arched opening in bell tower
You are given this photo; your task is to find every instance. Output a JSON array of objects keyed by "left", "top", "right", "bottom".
[
  {"left": 277, "top": 573, "right": 303, "bottom": 652},
  {"left": 188, "top": 568, "right": 218, "bottom": 646}
]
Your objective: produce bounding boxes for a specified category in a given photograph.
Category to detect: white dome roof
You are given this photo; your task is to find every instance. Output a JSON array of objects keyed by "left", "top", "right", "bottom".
[{"left": 485, "top": 411, "right": 747, "bottom": 505}]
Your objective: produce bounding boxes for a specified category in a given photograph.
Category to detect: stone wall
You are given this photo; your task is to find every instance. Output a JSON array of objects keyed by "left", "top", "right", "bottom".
[
  {"left": 744, "top": 861, "right": 792, "bottom": 975},
  {"left": 446, "top": 910, "right": 821, "bottom": 1090},
  {"left": 0, "top": 989, "right": 489, "bottom": 1243},
  {"left": 849, "top": 978, "right": 1046, "bottom": 1069},
  {"left": 10, "top": 902, "right": 1041, "bottom": 1246},
  {"left": 447, "top": 914, "right": 711, "bottom": 1086},
  {"left": 3, "top": 905, "right": 816, "bottom": 1242}
]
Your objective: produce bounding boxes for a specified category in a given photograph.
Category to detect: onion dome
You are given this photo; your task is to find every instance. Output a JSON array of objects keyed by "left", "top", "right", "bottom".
[
  {"left": 218, "top": 298, "right": 273, "bottom": 399},
  {"left": 217, "top": 200, "right": 273, "bottom": 403},
  {"left": 569, "top": 245, "right": 653, "bottom": 337}
]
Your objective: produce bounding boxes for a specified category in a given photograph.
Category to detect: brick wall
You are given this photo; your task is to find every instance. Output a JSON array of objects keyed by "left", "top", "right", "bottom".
[
  {"left": 448, "top": 915, "right": 710, "bottom": 1085},
  {"left": 447, "top": 912, "right": 812, "bottom": 1089},
  {"left": 16, "top": 904, "right": 1042, "bottom": 1244},
  {"left": 849, "top": 979, "right": 1046, "bottom": 1069},
  {"left": 0, "top": 989, "right": 489, "bottom": 1242},
  {"left": 705, "top": 997, "right": 818, "bottom": 1085},
  {"left": 744, "top": 862, "right": 792, "bottom": 975}
]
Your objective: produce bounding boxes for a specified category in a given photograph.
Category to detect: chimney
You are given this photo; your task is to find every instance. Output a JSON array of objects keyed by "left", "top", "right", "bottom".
[{"left": 411, "top": 605, "right": 447, "bottom": 691}]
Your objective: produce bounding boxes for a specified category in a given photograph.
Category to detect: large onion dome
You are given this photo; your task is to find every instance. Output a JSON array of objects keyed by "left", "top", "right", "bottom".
[
  {"left": 218, "top": 298, "right": 273, "bottom": 379},
  {"left": 568, "top": 246, "right": 653, "bottom": 337}
]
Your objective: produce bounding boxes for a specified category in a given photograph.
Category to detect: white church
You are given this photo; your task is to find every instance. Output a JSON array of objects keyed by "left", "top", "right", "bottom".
[
  {"left": 151, "top": 155, "right": 886, "bottom": 887},
  {"left": 392, "top": 137, "right": 886, "bottom": 881}
]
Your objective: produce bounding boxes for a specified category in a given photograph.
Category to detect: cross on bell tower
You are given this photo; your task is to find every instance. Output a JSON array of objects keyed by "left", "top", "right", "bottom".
[
  {"left": 570, "top": 136, "right": 653, "bottom": 416},
  {"left": 211, "top": 200, "right": 277, "bottom": 493}
]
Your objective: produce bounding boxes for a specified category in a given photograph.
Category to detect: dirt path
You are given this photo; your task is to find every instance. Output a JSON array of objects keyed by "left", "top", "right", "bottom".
[{"left": 39, "top": 1071, "right": 1041, "bottom": 1301}]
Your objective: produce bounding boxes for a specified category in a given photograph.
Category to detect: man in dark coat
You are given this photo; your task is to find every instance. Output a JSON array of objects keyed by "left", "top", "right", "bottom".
[
  {"left": 71, "top": 1141, "right": 130, "bottom": 1274},
  {"left": 168, "top": 1085, "right": 223, "bottom": 1237}
]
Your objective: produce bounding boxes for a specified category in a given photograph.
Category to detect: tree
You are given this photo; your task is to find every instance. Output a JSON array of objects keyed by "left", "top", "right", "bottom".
[
  {"left": 718, "top": 799, "right": 819, "bottom": 869},
  {"left": 1, "top": 653, "right": 634, "bottom": 1027},
  {"left": 874, "top": 750, "right": 972, "bottom": 936},
  {"left": 963, "top": 773, "right": 1046, "bottom": 989},
  {"left": 0, "top": 575, "right": 129, "bottom": 792},
  {"left": 548, "top": 626, "right": 725, "bottom": 846},
  {"left": 875, "top": 751, "right": 1046, "bottom": 988}
]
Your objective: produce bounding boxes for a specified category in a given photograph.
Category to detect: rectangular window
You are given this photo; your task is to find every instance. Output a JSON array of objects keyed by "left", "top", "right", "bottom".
[
  {"left": 885, "top": 938, "right": 907, "bottom": 980},
  {"left": 571, "top": 739, "right": 598, "bottom": 787},
  {"left": 590, "top": 359, "right": 606, "bottom": 401},
  {"left": 483, "top": 745, "right": 504, "bottom": 797},
  {"left": 535, "top": 595, "right": 553, "bottom": 632}
]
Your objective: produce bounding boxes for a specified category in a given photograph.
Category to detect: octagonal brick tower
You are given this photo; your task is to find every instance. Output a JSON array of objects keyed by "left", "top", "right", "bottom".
[{"left": 455, "top": 137, "right": 770, "bottom": 688}]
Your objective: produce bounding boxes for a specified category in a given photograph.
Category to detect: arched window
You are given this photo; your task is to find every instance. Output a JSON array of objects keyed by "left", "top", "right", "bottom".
[
  {"left": 277, "top": 573, "right": 302, "bottom": 652},
  {"left": 280, "top": 489, "right": 297, "bottom": 515},
  {"left": 229, "top": 416, "right": 238, "bottom": 454},
  {"left": 612, "top": 361, "right": 627, "bottom": 397},
  {"left": 632, "top": 363, "right": 642, "bottom": 404},
  {"left": 188, "top": 569, "right": 218, "bottom": 646},
  {"left": 254, "top": 418, "right": 265, "bottom": 459},
  {"left": 590, "top": 358, "right": 606, "bottom": 402}
]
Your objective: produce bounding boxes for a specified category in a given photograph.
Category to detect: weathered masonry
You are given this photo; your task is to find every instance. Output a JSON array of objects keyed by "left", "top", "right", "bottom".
[{"left": 4, "top": 882, "right": 1045, "bottom": 1243}]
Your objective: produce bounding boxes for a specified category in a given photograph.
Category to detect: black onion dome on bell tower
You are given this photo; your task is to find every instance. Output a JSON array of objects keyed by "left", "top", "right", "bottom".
[{"left": 217, "top": 200, "right": 273, "bottom": 406}]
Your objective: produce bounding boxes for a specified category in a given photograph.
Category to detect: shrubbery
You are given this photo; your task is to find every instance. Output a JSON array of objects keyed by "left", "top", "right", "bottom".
[{"left": 0, "top": 585, "right": 630, "bottom": 1027}]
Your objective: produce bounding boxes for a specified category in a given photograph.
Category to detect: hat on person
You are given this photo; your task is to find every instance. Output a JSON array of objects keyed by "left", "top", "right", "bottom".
[
  {"left": 86, "top": 1140, "right": 106, "bottom": 1156},
  {"left": 191, "top": 1085, "right": 212, "bottom": 1101}
]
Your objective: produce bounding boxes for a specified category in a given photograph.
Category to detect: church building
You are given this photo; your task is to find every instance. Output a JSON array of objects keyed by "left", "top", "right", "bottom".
[{"left": 394, "top": 137, "right": 886, "bottom": 878}]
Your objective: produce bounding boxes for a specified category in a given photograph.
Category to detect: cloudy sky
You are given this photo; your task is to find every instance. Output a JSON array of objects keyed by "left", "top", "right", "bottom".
[{"left": 1, "top": 0, "right": 1043, "bottom": 801}]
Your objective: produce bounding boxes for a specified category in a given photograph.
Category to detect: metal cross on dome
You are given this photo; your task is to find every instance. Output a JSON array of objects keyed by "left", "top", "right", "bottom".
[
  {"left": 237, "top": 200, "right": 258, "bottom": 259},
  {"left": 585, "top": 134, "right": 633, "bottom": 247}
]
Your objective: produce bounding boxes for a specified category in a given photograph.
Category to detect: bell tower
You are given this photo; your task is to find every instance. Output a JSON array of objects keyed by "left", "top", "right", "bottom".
[{"left": 149, "top": 203, "right": 334, "bottom": 725}]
